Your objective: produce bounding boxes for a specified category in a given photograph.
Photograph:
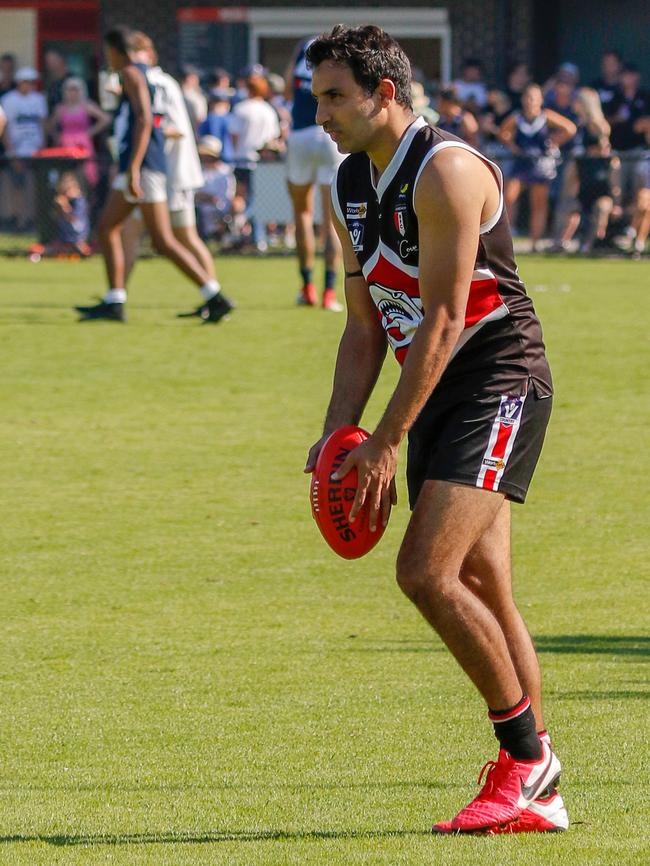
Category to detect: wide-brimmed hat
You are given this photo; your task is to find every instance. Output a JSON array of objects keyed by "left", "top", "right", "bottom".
[
  {"left": 197, "top": 135, "right": 223, "bottom": 158},
  {"left": 16, "top": 67, "right": 39, "bottom": 82}
]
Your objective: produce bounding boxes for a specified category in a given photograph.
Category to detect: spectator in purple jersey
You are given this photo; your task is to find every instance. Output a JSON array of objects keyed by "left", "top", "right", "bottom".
[{"left": 500, "top": 83, "right": 576, "bottom": 251}]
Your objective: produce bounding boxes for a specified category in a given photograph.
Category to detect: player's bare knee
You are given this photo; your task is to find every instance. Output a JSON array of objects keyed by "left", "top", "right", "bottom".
[
  {"left": 396, "top": 552, "right": 443, "bottom": 601},
  {"left": 151, "top": 233, "right": 175, "bottom": 256}
]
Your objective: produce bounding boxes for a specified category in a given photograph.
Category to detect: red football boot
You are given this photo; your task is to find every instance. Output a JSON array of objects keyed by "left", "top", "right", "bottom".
[{"left": 435, "top": 741, "right": 561, "bottom": 834}]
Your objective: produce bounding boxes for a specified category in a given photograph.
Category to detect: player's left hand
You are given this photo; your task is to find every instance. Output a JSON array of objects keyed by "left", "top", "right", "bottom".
[
  {"left": 332, "top": 436, "right": 398, "bottom": 532},
  {"left": 128, "top": 169, "right": 143, "bottom": 200}
]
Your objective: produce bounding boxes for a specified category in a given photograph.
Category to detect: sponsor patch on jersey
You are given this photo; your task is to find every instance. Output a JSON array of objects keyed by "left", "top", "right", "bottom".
[
  {"left": 346, "top": 201, "right": 368, "bottom": 220},
  {"left": 481, "top": 456, "right": 506, "bottom": 471},
  {"left": 398, "top": 239, "right": 419, "bottom": 259},
  {"left": 348, "top": 221, "right": 365, "bottom": 252}
]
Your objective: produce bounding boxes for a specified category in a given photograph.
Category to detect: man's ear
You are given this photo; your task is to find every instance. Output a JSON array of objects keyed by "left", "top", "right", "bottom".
[{"left": 377, "top": 78, "right": 397, "bottom": 106}]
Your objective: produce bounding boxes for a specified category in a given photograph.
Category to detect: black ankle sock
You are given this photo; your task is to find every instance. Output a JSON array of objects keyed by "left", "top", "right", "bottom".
[
  {"left": 324, "top": 268, "right": 337, "bottom": 290},
  {"left": 488, "top": 695, "right": 543, "bottom": 761},
  {"left": 300, "top": 267, "right": 313, "bottom": 287}
]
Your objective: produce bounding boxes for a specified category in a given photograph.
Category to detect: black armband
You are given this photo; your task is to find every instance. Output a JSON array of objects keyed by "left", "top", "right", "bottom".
[{"left": 345, "top": 269, "right": 363, "bottom": 278}]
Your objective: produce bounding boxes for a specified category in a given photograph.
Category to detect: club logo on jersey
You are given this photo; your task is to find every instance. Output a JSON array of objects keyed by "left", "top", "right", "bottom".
[
  {"left": 348, "top": 221, "right": 365, "bottom": 252},
  {"left": 394, "top": 207, "right": 407, "bottom": 237},
  {"left": 346, "top": 201, "right": 367, "bottom": 220},
  {"left": 497, "top": 396, "right": 525, "bottom": 426},
  {"left": 369, "top": 282, "right": 423, "bottom": 349}
]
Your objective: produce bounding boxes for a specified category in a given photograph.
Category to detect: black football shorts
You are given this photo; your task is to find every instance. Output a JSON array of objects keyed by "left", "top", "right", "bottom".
[{"left": 406, "top": 383, "right": 552, "bottom": 507}]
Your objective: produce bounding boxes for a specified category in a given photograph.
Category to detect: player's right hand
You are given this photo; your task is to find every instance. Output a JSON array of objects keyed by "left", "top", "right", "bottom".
[{"left": 304, "top": 435, "right": 329, "bottom": 474}]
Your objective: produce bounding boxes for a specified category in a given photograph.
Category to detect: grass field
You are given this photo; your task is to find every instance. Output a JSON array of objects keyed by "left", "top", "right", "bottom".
[{"left": 0, "top": 253, "right": 648, "bottom": 865}]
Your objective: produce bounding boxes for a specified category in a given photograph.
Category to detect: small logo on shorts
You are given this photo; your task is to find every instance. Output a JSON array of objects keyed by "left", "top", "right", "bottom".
[{"left": 482, "top": 457, "right": 506, "bottom": 470}]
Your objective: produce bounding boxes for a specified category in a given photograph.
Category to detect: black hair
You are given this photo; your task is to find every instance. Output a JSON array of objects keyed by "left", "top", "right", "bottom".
[
  {"left": 104, "top": 26, "right": 132, "bottom": 57},
  {"left": 462, "top": 57, "right": 483, "bottom": 70},
  {"left": 306, "top": 24, "right": 413, "bottom": 110},
  {"left": 438, "top": 87, "right": 460, "bottom": 105}
]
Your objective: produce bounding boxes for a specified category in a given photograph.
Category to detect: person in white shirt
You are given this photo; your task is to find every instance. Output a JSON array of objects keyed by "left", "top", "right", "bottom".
[
  {"left": 452, "top": 58, "right": 488, "bottom": 113},
  {"left": 1, "top": 67, "right": 47, "bottom": 230},
  {"left": 230, "top": 72, "right": 281, "bottom": 250},
  {"left": 121, "top": 32, "right": 234, "bottom": 320}
]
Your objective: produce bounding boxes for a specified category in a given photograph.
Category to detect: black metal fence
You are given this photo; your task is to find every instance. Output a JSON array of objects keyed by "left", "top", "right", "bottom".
[{"left": 1, "top": 149, "right": 648, "bottom": 258}]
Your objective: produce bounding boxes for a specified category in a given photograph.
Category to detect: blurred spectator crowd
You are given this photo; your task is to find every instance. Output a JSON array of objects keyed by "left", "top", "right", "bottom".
[{"left": 1, "top": 46, "right": 649, "bottom": 257}]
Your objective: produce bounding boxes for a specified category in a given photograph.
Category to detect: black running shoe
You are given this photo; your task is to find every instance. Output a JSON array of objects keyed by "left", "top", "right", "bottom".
[
  {"left": 177, "top": 292, "right": 234, "bottom": 323},
  {"left": 201, "top": 292, "right": 234, "bottom": 323},
  {"left": 75, "top": 300, "right": 126, "bottom": 322}
]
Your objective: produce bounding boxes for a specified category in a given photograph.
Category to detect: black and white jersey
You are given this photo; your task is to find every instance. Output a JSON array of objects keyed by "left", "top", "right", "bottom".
[{"left": 331, "top": 116, "right": 553, "bottom": 398}]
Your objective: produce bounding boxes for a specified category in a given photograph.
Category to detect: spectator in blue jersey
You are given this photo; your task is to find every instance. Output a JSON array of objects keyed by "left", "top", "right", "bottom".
[
  {"left": 199, "top": 89, "right": 236, "bottom": 163},
  {"left": 75, "top": 26, "right": 230, "bottom": 324},
  {"left": 435, "top": 87, "right": 479, "bottom": 148},
  {"left": 283, "top": 37, "right": 344, "bottom": 311},
  {"left": 499, "top": 83, "right": 576, "bottom": 251}
]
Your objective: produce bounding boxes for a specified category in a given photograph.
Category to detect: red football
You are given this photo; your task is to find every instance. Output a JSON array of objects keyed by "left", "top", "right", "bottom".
[{"left": 310, "top": 425, "right": 388, "bottom": 559}]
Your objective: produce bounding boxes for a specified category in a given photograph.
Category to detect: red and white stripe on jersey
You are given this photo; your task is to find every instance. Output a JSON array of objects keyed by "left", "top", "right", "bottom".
[
  {"left": 477, "top": 392, "right": 527, "bottom": 492},
  {"left": 362, "top": 243, "right": 508, "bottom": 366},
  {"left": 333, "top": 126, "right": 510, "bottom": 367}
]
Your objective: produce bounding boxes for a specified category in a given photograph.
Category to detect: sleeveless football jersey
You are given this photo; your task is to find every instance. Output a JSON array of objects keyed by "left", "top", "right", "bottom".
[
  {"left": 113, "top": 62, "right": 166, "bottom": 174},
  {"left": 331, "top": 116, "right": 552, "bottom": 398}
]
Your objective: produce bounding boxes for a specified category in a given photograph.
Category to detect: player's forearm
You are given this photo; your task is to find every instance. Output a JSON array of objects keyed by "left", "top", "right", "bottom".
[
  {"left": 323, "top": 320, "right": 387, "bottom": 435},
  {"left": 374, "top": 311, "right": 464, "bottom": 446},
  {"left": 129, "top": 117, "right": 151, "bottom": 172}
]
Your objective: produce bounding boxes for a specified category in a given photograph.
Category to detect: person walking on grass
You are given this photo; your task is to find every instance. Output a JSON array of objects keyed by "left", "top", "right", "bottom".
[{"left": 75, "top": 26, "right": 233, "bottom": 323}]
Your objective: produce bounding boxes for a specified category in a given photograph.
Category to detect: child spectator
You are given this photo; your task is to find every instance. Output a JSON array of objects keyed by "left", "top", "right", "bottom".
[
  {"left": 50, "top": 171, "right": 91, "bottom": 255},
  {"left": 195, "top": 135, "right": 240, "bottom": 242}
]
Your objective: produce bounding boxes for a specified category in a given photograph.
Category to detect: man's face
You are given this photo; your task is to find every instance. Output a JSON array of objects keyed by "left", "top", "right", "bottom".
[
  {"left": 17, "top": 79, "right": 35, "bottom": 95},
  {"left": 312, "top": 60, "right": 381, "bottom": 154},
  {"left": 602, "top": 53, "right": 621, "bottom": 79}
]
